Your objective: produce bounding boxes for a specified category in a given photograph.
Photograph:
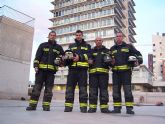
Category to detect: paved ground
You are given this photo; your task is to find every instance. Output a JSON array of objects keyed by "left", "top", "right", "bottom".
[{"left": 0, "top": 100, "right": 165, "bottom": 124}]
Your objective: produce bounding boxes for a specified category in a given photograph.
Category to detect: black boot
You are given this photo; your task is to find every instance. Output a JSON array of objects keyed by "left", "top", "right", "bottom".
[
  {"left": 111, "top": 108, "right": 121, "bottom": 113},
  {"left": 126, "top": 108, "right": 135, "bottom": 114},
  {"left": 88, "top": 108, "right": 97, "bottom": 113},
  {"left": 80, "top": 107, "right": 87, "bottom": 113},
  {"left": 64, "top": 107, "right": 73, "bottom": 112},
  {"left": 26, "top": 106, "right": 36, "bottom": 111},
  {"left": 101, "top": 108, "right": 111, "bottom": 113},
  {"left": 43, "top": 106, "right": 50, "bottom": 111}
]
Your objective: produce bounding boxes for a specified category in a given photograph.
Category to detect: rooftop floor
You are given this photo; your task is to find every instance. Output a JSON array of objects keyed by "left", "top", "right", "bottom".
[{"left": 0, "top": 100, "right": 165, "bottom": 124}]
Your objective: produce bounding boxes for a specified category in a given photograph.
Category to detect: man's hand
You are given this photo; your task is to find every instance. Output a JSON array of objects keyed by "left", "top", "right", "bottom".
[
  {"left": 73, "top": 54, "right": 79, "bottom": 62},
  {"left": 111, "top": 58, "right": 115, "bottom": 65},
  {"left": 34, "top": 67, "right": 39, "bottom": 73},
  {"left": 134, "top": 61, "right": 139, "bottom": 67},
  {"left": 88, "top": 59, "right": 93, "bottom": 65}
]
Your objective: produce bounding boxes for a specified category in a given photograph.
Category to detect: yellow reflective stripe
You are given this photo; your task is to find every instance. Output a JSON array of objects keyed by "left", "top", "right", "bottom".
[
  {"left": 29, "top": 100, "right": 38, "bottom": 104},
  {"left": 125, "top": 102, "right": 134, "bottom": 106},
  {"left": 112, "top": 50, "right": 117, "bottom": 54},
  {"left": 34, "top": 60, "right": 39, "bottom": 64},
  {"left": 71, "top": 62, "right": 89, "bottom": 67},
  {"left": 71, "top": 47, "right": 77, "bottom": 50},
  {"left": 43, "top": 102, "right": 50, "bottom": 106},
  {"left": 53, "top": 49, "right": 60, "bottom": 54},
  {"left": 100, "top": 104, "right": 109, "bottom": 109},
  {"left": 43, "top": 48, "right": 49, "bottom": 52},
  {"left": 89, "top": 104, "right": 97, "bottom": 108},
  {"left": 80, "top": 103, "right": 88, "bottom": 107},
  {"left": 121, "top": 48, "right": 129, "bottom": 52},
  {"left": 39, "top": 64, "right": 58, "bottom": 70},
  {"left": 48, "top": 65, "right": 55, "bottom": 70},
  {"left": 83, "top": 54, "right": 88, "bottom": 61},
  {"left": 81, "top": 47, "right": 88, "bottom": 50},
  {"left": 113, "top": 102, "right": 122, "bottom": 106},
  {"left": 65, "top": 103, "right": 73, "bottom": 107},
  {"left": 93, "top": 53, "right": 97, "bottom": 56},
  {"left": 89, "top": 68, "right": 109, "bottom": 73},
  {"left": 112, "top": 65, "right": 130, "bottom": 70}
]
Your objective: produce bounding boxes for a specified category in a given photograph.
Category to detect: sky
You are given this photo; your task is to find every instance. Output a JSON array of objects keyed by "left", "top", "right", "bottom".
[{"left": 0, "top": 0, "right": 165, "bottom": 82}]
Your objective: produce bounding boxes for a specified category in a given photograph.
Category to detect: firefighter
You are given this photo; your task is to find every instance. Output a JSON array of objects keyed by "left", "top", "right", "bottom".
[
  {"left": 26, "top": 31, "right": 64, "bottom": 111},
  {"left": 88, "top": 37, "right": 111, "bottom": 113},
  {"left": 110, "top": 32, "right": 143, "bottom": 114},
  {"left": 64, "top": 30, "right": 91, "bottom": 113}
]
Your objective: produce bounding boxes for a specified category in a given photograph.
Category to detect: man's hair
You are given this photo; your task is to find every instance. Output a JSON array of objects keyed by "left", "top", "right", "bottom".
[
  {"left": 49, "top": 31, "right": 56, "bottom": 35},
  {"left": 76, "top": 30, "right": 83, "bottom": 34}
]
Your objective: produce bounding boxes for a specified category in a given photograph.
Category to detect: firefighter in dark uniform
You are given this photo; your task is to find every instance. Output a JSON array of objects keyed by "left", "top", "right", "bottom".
[
  {"left": 26, "top": 31, "right": 64, "bottom": 111},
  {"left": 88, "top": 37, "right": 111, "bottom": 113},
  {"left": 64, "top": 30, "right": 91, "bottom": 113},
  {"left": 110, "top": 32, "right": 143, "bottom": 114}
]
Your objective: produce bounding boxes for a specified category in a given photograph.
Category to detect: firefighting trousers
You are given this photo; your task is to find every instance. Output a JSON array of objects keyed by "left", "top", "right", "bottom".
[
  {"left": 65, "top": 69, "right": 88, "bottom": 108},
  {"left": 112, "top": 70, "right": 134, "bottom": 109},
  {"left": 89, "top": 74, "right": 109, "bottom": 109},
  {"left": 29, "top": 70, "right": 55, "bottom": 108}
]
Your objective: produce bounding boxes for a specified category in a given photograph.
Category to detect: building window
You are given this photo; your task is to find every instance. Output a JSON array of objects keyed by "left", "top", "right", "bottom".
[
  {"left": 160, "top": 53, "right": 162, "bottom": 56},
  {"left": 153, "top": 44, "right": 155, "bottom": 46}
]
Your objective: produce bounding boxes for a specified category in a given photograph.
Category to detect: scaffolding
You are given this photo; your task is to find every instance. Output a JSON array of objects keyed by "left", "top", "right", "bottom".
[{"left": 0, "top": 5, "right": 35, "bottom": 27}]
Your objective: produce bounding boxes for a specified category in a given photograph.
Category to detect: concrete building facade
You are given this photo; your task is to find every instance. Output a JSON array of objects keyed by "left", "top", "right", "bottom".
[
  {"left": 151, "top": 33, "right": 165, "bottom": 91},
  {"left": 0, "top": 6, "right": 34, "bottom": 99}
]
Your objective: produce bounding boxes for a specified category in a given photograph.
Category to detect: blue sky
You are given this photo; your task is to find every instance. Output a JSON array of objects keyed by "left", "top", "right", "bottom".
[{"left": 0, "top": 0, "right": 165, "bottom": 82}]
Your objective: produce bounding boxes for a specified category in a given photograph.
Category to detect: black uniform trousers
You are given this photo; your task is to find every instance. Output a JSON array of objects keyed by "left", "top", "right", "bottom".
[
  {"left": 112, "top": 70, "right": 133, "bottom": 109},
  {"left": 65, "top": 69, "right": 88, "bottom": 108},
  {"left": 29, "top": 70, "right": 55, "bottom": 108},
  {"left": 89, "top": 74, "right": 109, "bottom": 108}
]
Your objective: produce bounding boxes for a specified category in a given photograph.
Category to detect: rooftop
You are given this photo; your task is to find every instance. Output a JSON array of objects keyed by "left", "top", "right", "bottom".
[{"left": 0, "top": 100, "right": 165, "bottom": 124}]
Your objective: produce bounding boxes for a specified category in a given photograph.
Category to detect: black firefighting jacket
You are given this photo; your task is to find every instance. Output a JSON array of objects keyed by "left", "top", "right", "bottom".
[
  {"left": 110, "top": 42, "right": 143, "bottom": 71},
  {"left": 89, "top": 46, "right": 110, "bottom": 74},
  {"left": 68, "top": 39, "right": 91, "bottom": 69},
  {"left": 33, "top": 40, "right": 64, "bottom": 73}
]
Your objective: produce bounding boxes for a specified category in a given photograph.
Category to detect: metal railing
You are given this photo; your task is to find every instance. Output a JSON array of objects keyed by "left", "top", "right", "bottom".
[{"left": 0, "top": 5, "right": 35, "bottom": 27}]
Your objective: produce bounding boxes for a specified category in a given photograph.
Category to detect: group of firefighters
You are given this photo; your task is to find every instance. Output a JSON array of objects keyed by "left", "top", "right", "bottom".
[{"left": 26, "top": 30, "right": 143, "bottom": 114}]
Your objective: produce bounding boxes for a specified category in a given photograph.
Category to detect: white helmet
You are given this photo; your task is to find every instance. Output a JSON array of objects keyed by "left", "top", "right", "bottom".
[{"left": 128, "top": 56, "right": 137, "bottom": 62}]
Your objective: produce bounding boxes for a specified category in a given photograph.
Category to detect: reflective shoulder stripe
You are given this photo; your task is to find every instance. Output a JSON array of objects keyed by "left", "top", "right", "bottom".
[
  {"left": 93, "top": 53, "right": 97, "bottom": 56},
  {"left": 43, "top": 48, "right": 49, "bottom": 52},
  {"left": 112, "top": 50, "right": 117, "bottom": 54},
  {"left": 71, "top": 47, "right": 77, "bottom": 50},
  {"left": 121, "top": 48, "right": 129, "bottom": 52},
  {"left": 81, "top": 47, "right": 88, "bottom": 50},
  {"left": 53, "top": 49, "right": 60, "bottom": 54}
]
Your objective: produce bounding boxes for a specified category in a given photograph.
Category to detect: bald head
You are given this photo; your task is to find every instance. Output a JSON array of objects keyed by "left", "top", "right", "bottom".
[{"left": 95, "top": 37, "right": 103, "bottom": 48}]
